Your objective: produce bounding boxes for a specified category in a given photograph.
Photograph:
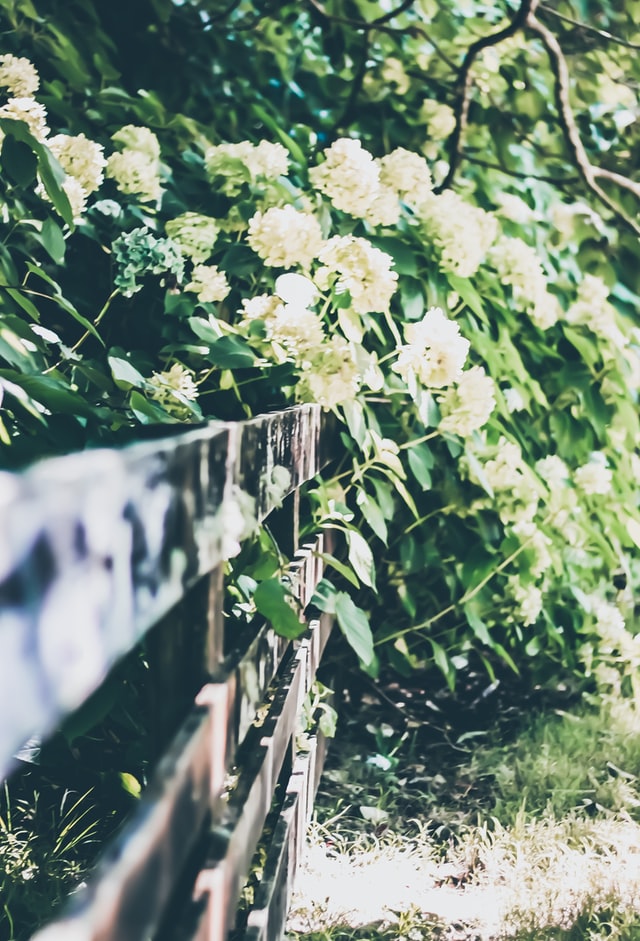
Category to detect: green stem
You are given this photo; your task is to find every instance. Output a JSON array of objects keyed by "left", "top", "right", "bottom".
[
  {"left": 377, "top": 515, "right": 551, "bottom": 646},
  {"left": 44, "top": 289, "right": 119, "bottom": 374}
]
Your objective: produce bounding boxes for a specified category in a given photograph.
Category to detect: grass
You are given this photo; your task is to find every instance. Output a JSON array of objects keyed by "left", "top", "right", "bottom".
[{"left": 286, "top": 676, "right": 640, "bottom": 941}]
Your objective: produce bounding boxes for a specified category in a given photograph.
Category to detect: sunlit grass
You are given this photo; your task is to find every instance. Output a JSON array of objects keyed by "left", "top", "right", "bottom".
[{"left": 287, "top": 690, "right": 640, "bottom": 941}]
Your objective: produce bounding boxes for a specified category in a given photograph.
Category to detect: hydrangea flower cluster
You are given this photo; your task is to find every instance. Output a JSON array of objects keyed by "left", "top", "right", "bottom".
[
  {"left": 566, "top": 275, "right": 627, "bottom": 352},
  {"left": 148, "top": 363, "right": 199, "bottom": 418},
  {"left": 415, "top": 191, "right": 498, "bottom": 277},
  {"left": 106, "top": 125, "right": 162, "bottom": 203},
  {"left": 393, "top": 306, "right": 469, "bottom": 388},
  {"left": 489, "top": 236, "right": 560, "bottom": 329},
  {"left": 204, "top": 140, "right": 289, "bottom": 195}
]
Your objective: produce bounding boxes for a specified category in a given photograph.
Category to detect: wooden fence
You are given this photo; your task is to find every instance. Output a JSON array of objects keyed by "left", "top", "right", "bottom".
[{"left": 0, "top": 404, "right": 335, "bottom": 941}]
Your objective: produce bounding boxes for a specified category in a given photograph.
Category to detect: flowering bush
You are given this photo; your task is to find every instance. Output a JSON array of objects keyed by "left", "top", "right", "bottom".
[{"left": 1, "top": 0, "right": 640, "bottom": 694}]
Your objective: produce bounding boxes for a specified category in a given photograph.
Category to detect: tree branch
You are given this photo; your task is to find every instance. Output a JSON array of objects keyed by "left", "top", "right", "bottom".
[
  {"left": 437, "top": 0, "right": 538, "bottom": 192},
  {"left": 538, "top": 4, "right": 640, "bottom": 51},
  {"left": 525, "top": 10, "right": 640, "bottom": 236},
  {"left": 461, "top": 152, "right": 579, "bottom": 187}
]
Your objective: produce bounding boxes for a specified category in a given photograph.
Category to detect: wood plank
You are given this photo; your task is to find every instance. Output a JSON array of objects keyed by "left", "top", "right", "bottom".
[
  {"left": 31, "top": 684, "right": 230, "bottom": 941},
  {"left": 186, "top": 650, "right": 305, "bottom": 941},
  {"left": 0, "top": 405, "right": 324, "bottom": 781}
]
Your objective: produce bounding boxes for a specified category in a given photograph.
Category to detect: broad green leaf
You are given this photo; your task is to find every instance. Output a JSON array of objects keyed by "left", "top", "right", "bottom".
[
  {"left": 345, "top": 529, "right": 376, "bottom": 589},
  {"left": 334, "top": 591, "right": 375, "bottom": 667},
  {"left": 407, "top": 443, "right": 433, "bottom": 490},
  {"left": 0, "top": 118, "right": 74, "bottom": 226},
  {"left": 447, "top": 274, "right": 487, "bottom": 322},
  {"left": 108, "top": 355, "right": 146, "bottom": 390},
  {"left": 130, "top": 390, "right": 180, "bottom": 425},
  {"left": 356, "top": 489, "right": 388, "bottom": 544},
  {"left": 1, "top": 135, "right": 37, "bottom": 186},
  {"left": 315, "top": 551, "right": 360, "bottom": 588},
  {"left": 207, "top": 336, "right": 256, "bottom": 369},
  {"left": 254, "top": 578, "right": 305, "bottom": 639}
]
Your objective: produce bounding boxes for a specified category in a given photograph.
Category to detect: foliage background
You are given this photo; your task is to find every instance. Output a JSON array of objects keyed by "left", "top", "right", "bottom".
[{"left": 1, "top": 0, "right": 640, "bottom": 696}]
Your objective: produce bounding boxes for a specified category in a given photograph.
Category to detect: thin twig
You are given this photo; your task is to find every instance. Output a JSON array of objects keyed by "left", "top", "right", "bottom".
[
  {"left": 461, "top": 152, "right": 579, "bottom": 186},
  {"left": 525, "top": 10, "right": 640, "bottom": 236},
  {"left": 538, "top": 4, "right": 640, "bottom": 50},
  {"left": 438, "top": 0, "right": 538, "bottom": 192}
]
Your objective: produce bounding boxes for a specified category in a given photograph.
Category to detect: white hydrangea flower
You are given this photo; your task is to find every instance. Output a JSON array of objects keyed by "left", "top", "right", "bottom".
[
  {"left": 0, "top": 54, "right": 39, "bottom": 98},
  {"left": 418, "top": 99, "right": 456, "bottom": 140},
  {"left": 512, "top": 520, "right": 553, "bottom": 578},
  {"left": 111, "top": 125, "right": 160, "bottom": 160},
  {"left": 61, "top": 176, "right": 88, "bottom": 221},
  {"left": 510, "top": 579, "right": 543, "bottom": 626},
  {"left": 309, "top": 138, "right": 382, "bottom": 218},
  {"left": 165, "top": 213, "right": 219, "bottom": 263},
  {"left": 0, "top": 96, "right": 48, "bottom": 140},
  {"left": 251, "top": 140, "right": 290, "bottom": 179},
  {"left": 185, "top": 264, "right": 230, "bottom": 304},
  {"left": 592, "top": 598, "right": 626, "bottom": 650},
  {"left": 362, "top": 187, "right": 402, "bottom": 227},
  {"left": 381, "top": 57, "right": 410, "bottom": 94},
  {"left": 535, "top": 455, "right": 570, "bottom": 489},
  {"left": 48, "top": 133, "right": 107, "bottom": 195},
  {"left": 297, "top": 337, "right": 359, "bottom": 409},
  {"left": 269, "top": 304, "right": 326, "bottom": 363},
  {"left": 378, "top": 147, "right": 433, "bottom": 204},
  {"left": 566, "top": 275, "right": 627, "bottom": 350},
  {"left": 393, "top": 306, "right": 469, "bottom": 388},
  {"left": 148, "top": 363, "right": 199, "bottom": 417},
  {"left": 316, "top": 235, "right": 398, "bottom": 314},
  {"left": 106, "top": 126, "right": 162, "bottom": 203},
  {"left": 247, "top": 205, "right": 324, "bottom": 269},
  {"left": 494, "top": 193, "right": 536, "bottom": 224},
  {"left": 484, "top": 440, "right": 526, "bottom": 491},
  {"left": 240, "top": 293, "right": 283, "bottom": 321},
  {"left": 106, "top": 149, "right": 161, "bottom": 203},
  {"left": 204, "top": 140, "right": 288, "bottom": 194},
  {"left": 489, "top": 235, "right": 559, "bottom": 330},
  {"left": 438, "top": 365, "right": 496, "bottom": 437},
  {"left": 575, "top": 454, "right": 613, "bottom": 496},
  {"left": 503, "top": 387, "right": 525, "bottom": 413},
  {"left": 415, "top": 191, "right": 498, "bottom": 278}
]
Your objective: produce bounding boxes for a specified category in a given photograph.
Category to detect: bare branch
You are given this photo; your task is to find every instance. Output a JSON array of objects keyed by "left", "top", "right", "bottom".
[
  {"left": 437, "top": 0, "right": 538, "bottom": 192},
  {"left": 538, "top": 4, "right": 640, "bottom": 50},
  {"left": 371, "top": 0, "right": 416, "bottom": 26},
  {"left": 525, "top": 11, "right": 640, "bottom": 236},
  {"left": 461, "top": 152, "right": 579, "bottom": 187}
]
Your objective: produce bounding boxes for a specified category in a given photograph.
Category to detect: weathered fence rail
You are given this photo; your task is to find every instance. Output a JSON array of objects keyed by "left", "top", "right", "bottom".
[{"left": 0, "top": 404, "right": 334, "bottom": 941}]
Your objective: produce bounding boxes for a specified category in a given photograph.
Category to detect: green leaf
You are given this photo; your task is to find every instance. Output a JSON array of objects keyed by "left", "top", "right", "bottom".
[
  {"left": 14, "top": 374, "right": 97, "bottom": 417},
  {"left": 334, "top": 591, "right": 375, "bottom": 667},
  {"left": 356, "top": 489, "right": 388, "bottom": 544},
  {"left": 0, "top": 118, "right": 74, "bottom": 227},
  {"left": 1, "top": 134, "right": 37, "bottom": 186},
  {"left": 108, "top": 355, "right": 146, "bottom": 390},
  {"left": 315, "top": 551, "right": 360, "bottom": 588},
  {"left": 430, "top": 639, "right": 456, "bottom": 691},
  {"left": 208, "top": 336, "right": 256, "bottom": 369},
  {"left": 345, "top": 528, "right": 376, "bottom": 589},
  {"left": 310, "top": 578, "right": 338, "bottom": 615},
  {"left": 39, "top": 217, "right": 67, "bottom": 265},
  {"left": 254, "top": 578, "right": 305, "bottom": 639},
  {"left": 129, "top": 390, "right": 180, "bottom": 425},
  {"left": 407, "top": 443, "right": 433, "bottom": 490},
  {"left": 448, "top": 274, "right": 487, "bottom": 322}
]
